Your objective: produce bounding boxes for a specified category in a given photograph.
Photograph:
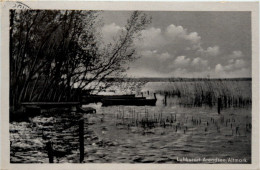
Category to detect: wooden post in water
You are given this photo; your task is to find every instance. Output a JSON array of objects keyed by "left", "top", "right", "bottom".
[
  {"left": 218, "top": 97, "right": 222, "bottom": 114},
  {"left": 46, "top": 141, "right": 53, "bottom": 163},
  {"left": 164, "top": 93, "right": 168, "bottom": 106},
  {"left": 79, "top": 119, "right": 84, "bottom": 163}
]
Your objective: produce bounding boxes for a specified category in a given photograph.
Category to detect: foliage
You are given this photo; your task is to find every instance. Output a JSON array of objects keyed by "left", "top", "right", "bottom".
[{"left": 10, "top": 10, "right": 151, "bottom": 109}]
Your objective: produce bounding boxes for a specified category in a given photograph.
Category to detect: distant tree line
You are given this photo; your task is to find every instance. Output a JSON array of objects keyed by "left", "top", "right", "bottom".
[
  {"left": 103, "top": 77, "right": 252, "bottom": 82},
  {"left": 10, "top": 10, "right": 151, "bottom": 110}
]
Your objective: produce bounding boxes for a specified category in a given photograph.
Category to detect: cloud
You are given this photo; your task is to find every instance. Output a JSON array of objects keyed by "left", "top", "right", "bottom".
[
  {"left": 135, "top": 24, "right": 221, "bottom": 60},
  {"left": 139, "top": 27, "right": 162, "bottom": 42},
  {"left": 161, "top": 52, "right": 171, "bottom": 60},
  {"left": 191, "top": 57, "right": 209, "bottom": 71},
  {"left": 101, "top": 23, "right": 125, "bottom": 44},
  {"left": 228, "top": 59, "right": 234, "bottom": 64},
  {"left": 229, "top": 50, "right": 243, "bottom": 58},
  {"left": 134, "top": 27, "right": 165, "bottom": 50},
  {"left": 204, "top": 46, "right": 220, "bottom": 57},
  {"left": 215, "top": 64, "right": 224, "bottom": 72},
  {"left": 166, "top": 25, "right": 186, "bottom": 38},
  {"left": 134, "top": 24, "right": 203, "bottom": 55},
  {"left": 215, "top": 59, "right": 247, "bottom": 73},
  {"left": 174, "top": 56, "right": 191, "bottom": 67},
  {"left": 127, "top": 50, "right": 175, "bottom": 76},
  {"left": 101, "top": 23, "right": 249, "bottom": 78},
  {"left": 186, "top": 32, "right": 201, "bottom": 44},
  {"left": 140, "top": 50, "right": 172, "bottom": 60},
  {"left": 140, "top": 50, "right": 157, "bottom": 58},
  {"left": 192, "top": 57, "right": 208, "bottom": 66},
  {"left": 234, "top": 59, "right": 246, "bottom": 68},
  {"left": 166, "top": 24, "right": 201, "bottom": 44}
]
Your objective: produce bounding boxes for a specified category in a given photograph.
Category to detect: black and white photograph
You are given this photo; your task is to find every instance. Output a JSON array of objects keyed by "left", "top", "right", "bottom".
[{"left": 1, "top": 1, "right": 259, "bottom": 169}]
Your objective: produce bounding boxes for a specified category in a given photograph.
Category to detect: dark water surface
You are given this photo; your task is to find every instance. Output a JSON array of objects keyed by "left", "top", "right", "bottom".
[
  {"left": 10, "top": 100, "right": 251, "bottom": 163},
  {"left": 86, "top": 104, "right": 251, "bottom": 163}
]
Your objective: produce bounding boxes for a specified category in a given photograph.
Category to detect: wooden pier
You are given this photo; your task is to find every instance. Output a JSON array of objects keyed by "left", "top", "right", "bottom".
[
  {"left": 17, "top": 93, "right": 157, "bottom": 116},
  {"left": 21, "top": 102, "right": 81, "bottom": 108},
  {"left": 81, "top": 94, "right": 136, "bottom": 104}
]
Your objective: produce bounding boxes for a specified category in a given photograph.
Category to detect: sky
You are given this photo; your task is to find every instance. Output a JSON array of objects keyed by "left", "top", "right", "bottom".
[{"left": 99, "top": 11, "right": 251, "bottom": 78}]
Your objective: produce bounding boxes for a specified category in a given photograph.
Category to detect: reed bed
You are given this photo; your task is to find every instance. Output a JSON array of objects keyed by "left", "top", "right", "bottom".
[
  {"left": 154, "top": 80, "right": 251, "bottom": 108},
  {"left": 114, "top": 107, "right": 252, "bottom": 137}
]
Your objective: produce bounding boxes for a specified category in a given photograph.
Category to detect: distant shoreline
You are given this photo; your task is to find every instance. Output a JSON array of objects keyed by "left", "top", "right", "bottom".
[{"left": 105, "top": 77, "right": 252, "bottom": 82}]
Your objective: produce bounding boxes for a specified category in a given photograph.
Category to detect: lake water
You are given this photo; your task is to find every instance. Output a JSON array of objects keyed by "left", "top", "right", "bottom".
[
  {"left": 10, "top": 81, "right": 251, "bottom": 163},
  {"left": 84, "top": 102, "right": 251, "bottom": 163}
]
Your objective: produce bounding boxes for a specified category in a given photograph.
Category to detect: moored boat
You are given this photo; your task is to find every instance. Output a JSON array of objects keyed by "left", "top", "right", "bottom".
[
  {"left": 101, "top": 93, "right": 157, "bottom": 106},
  {"left": 81, "top": 94, "right": 136, "bottom": 103},
  {"left": 101, "top": 98, "right": 157, "bottom": 106}
]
